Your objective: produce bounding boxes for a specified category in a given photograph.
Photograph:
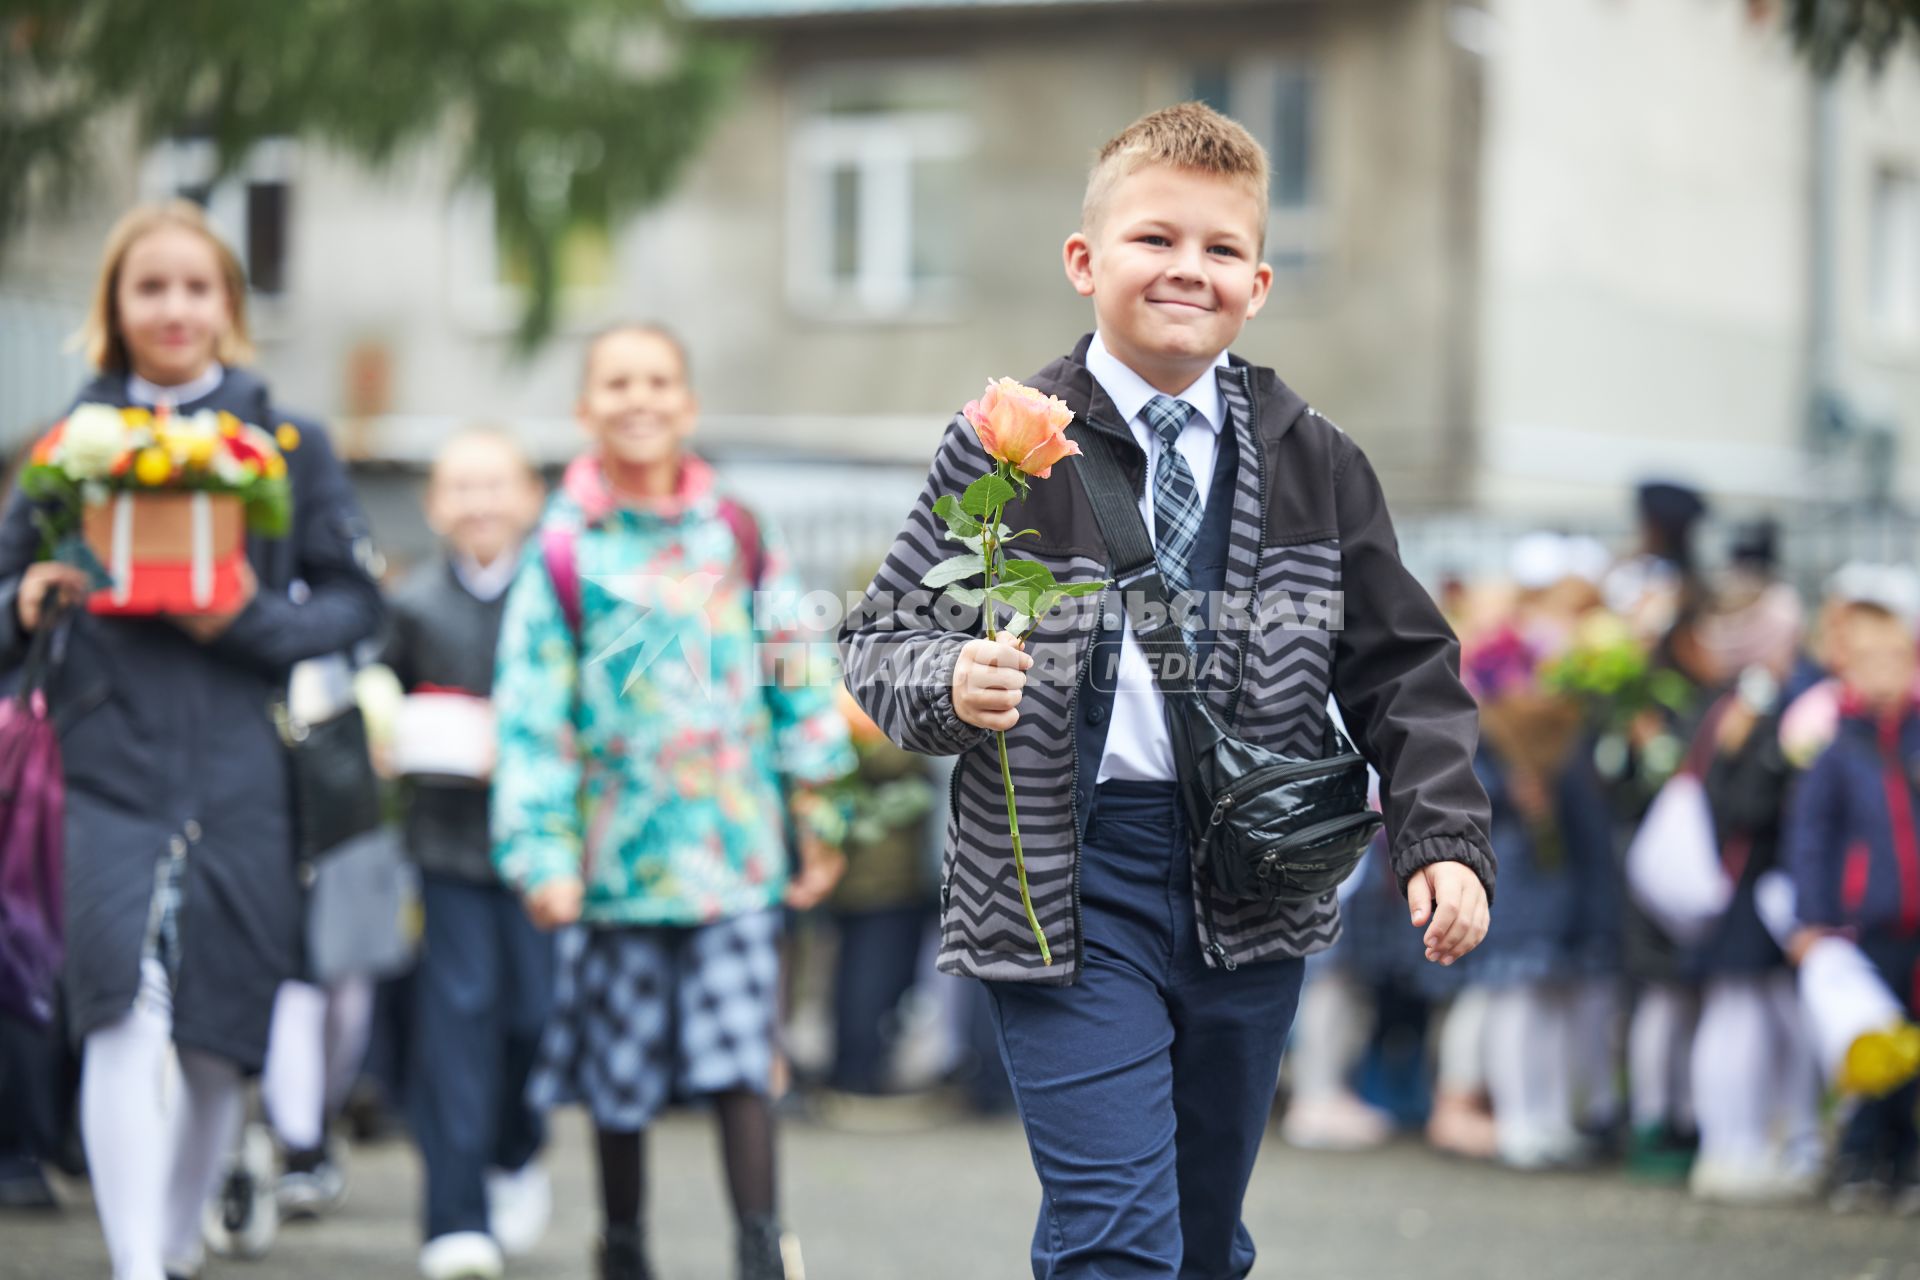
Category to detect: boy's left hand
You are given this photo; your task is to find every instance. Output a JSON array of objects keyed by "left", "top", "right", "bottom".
[
  {"left": 785, "top": 831, "right": 846, "bottom": 911},
  {"left": 1409, "top": 861, "right": 1489, "bottom": 966}
]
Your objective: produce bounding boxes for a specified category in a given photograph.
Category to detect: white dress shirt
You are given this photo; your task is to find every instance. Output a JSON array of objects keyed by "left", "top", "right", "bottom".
[
  {"left": 1082, "top": 332, "right": 1230, "bottom": 784},
  {"left": 453, "top": 550, "right": 522, "bottom": 603},
  {"left": 128, "top": 364, "right": 225, "bottom": 409}
]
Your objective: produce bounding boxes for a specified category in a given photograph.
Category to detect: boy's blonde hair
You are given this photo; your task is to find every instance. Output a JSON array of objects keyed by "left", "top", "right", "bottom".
[
  {"left": 1082, "top": 103, "right": 1270, "bottom": 246},
  {"left": 79, "top": 200, "right": 255, "bottom": 373},
  {"left": 581, "top": 322, "right": 691, "bottom": 389}
]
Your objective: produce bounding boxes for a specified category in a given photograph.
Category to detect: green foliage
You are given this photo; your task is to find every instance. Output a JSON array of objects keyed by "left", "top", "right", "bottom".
[
  {"left": 0, "top": 0, "right": 747, "bottom": 350},
  {"left": 1781, "top": 0, "right": 1920, "bottom": 76}
]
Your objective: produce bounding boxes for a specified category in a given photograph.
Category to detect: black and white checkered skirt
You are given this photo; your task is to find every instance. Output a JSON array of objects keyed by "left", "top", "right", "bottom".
[{"left": 529, "top": 909, "right": 782, "bottom": 1130}]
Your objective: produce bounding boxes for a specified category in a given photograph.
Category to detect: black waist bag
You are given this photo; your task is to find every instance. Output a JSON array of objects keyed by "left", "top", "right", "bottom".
[{"left": 1070, "top": 421, "right": 1382, "bottom": 905}]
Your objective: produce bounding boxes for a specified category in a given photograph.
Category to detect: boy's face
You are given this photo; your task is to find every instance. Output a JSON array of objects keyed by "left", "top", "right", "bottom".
[
  {"left": 576, "top": 330, "right": 697, "bottom": 473},
  {"left": 426, "top": 436, "right": 544, "bottom": 566},
  {"left": 1064, "top": 164, "right": 1273, "bottom": 395},
  {"left": 1841, "top": 610, "right": 1918, "bottom": 713}
]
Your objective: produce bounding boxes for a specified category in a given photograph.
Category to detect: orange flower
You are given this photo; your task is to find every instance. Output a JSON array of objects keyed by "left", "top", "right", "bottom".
[
  {"left": 29, "top": 422, "right": 63, "bottom": 466},
  {"left": 963, "top": 378, "right": 1079, "bottom": 479}
]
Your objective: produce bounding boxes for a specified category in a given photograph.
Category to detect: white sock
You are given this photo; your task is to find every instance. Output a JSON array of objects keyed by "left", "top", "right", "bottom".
[
  {"left": 161, "top": 1047, "right": 244, "bottom": 1266},
  {"left": 1487, "top": 984, "right": 1574, "bottom": 1143},
  {"left": 1568, "top": 978, "right": 1623, "bottom": 1130},
  {"left": 323, "top": 976, "right": 375, "bottom": 1117},
  {"left": 1434, "top": 987, "right": 1490, "bottom": 1096},
  {"left": 1693, "top": 976, "right": 1776, "bottom": 1164},
  {"left": 81, "top": 960, "right": 175, "bottom": 1280},
  {"left": 1289, "top": 970, "right": 1372, "bottom": 1100},
  {"left": 1762, "top": 971, "right": 1824, "bottom": 1173},
  {"left": 264, "top": 981, "right": 328, "bottom": 1151},
  {"left": 1628, "top": 983, "right": 1698, "bottom": 1131}
]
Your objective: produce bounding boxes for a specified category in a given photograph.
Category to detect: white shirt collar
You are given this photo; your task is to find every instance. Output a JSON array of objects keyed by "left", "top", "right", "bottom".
[
  {"left": 452, "top": 550, "right": 521, "bottom": 602},
  {"left": 1085, "top": 332, "right": 1228, "bottom": 436},
  {"left": 127, "top": 364, "right": 225, "bottom": 410}
]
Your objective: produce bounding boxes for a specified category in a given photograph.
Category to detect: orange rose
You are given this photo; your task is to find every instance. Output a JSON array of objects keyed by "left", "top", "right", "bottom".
[{"left": 963, "top": 378, "right": 1079, "bottom": 479}]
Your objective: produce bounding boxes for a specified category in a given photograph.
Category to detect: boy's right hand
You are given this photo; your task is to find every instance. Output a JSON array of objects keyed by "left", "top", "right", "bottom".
[
  {"left": 526, "top": 876, "right": 584, "bottom": 930},
  {"left": 953, "top": 636, "right": 1032, "bottom": 732}
]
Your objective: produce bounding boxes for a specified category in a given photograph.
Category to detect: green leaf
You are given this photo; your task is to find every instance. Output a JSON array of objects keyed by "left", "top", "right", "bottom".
[
  {"left": 1052, "top": 580, "right": 1107, "bottom": 597},
  {"left": 998, "top": 559, "right": 1057, "bottom": 590},
  {"left": 1006, "top": 613, "right": 1033, "bottom": 637},
  {"left": 960, "top": 473, "right": 1017, "bottom": 518},
  {"left": 942, "top": 586, "right": 986, "bottom": 608},
  {"left": 931, "top": 494, "right": 981, "bottom": 541},
  {"left": 987, "top": 581, "right": 1042, "bottom": 617},
  {"left": 921, "top": 552, "right": 987, "bottom": 590}
]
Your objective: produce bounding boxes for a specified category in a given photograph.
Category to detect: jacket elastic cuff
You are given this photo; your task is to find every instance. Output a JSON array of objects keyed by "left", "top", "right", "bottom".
[
  {"left": 1392, "top": 834, "right": 1497, "bottom": 906},
  {"left": 928, "top": 643, "right": 988, "bottom": 756}
]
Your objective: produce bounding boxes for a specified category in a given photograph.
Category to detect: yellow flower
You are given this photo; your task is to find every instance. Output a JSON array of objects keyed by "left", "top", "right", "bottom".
[
  {"left": 120, "top": 407, "right": 153, "bottom": 429},
  {"left": 265, "top": 454, "right": 287, "bottom": 480},
  {"left": 186, "top": 436, "right": 217, "bottom": 469},
  {"left": 219, "top": 417, "right": 240, "bottom": 439},
  {"left": 133, "top": 447, "right": 173, "bottom": 487},
  {"left": 275, "top": 423, "right": 301, "bottom": 452}
]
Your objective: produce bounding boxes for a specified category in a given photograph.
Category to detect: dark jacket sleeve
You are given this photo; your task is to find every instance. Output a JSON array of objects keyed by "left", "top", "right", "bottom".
[
  {"left": 210, "top": 423, "right": 385, "bottom": 675},
  {"left": 377, "top": 590, "right": 418, "bottom": 692},
  {"left": 1328, "top": 439, "right": 1496, "bottom": 900},
  {"left": 0, "top": 489, "right": 48, "bottom": 670},
  {"left": 1785, "top": 742, "right": 1846, "bottom": 927}
]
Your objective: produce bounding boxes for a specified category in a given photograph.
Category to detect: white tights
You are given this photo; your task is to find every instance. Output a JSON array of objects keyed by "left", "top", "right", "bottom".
[
  {"left": 1691, "top": 972, "right": 1823, "bottom": 1170},
  {"left": 81, "top": 959, "right": 244, "bottom": 1280},
  {"left": 1628, "top": 982, "right": 1698, "bottom": 1131},
  {"left": 1484, "top": 983, "right": 1577, "bottom": 1146},
  {"left": 262, "top": 978, "right": 374, "bottom": 1152}
]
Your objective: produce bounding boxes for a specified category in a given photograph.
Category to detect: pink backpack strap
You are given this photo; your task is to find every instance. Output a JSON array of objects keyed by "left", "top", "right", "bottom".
[
  {"left": 542, "top": 524, "right": 583, "bottom": 640},
  {"left": 716, "top": 497, "right": 766, "bottom": 588}
]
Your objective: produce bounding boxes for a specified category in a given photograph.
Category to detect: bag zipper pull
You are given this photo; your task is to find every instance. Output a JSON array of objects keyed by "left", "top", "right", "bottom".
[
  {"left": 1206, "top": 941, "right": 1238, "bottom": 971},
  {"left": 1210, "top": 793, "right": 1234, "bottom": 827}
]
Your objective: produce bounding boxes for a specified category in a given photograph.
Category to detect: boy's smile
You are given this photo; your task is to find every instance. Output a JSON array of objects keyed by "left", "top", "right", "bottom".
[{"left": 1064, "top": 164, "right": 1273, "bottom": 397}]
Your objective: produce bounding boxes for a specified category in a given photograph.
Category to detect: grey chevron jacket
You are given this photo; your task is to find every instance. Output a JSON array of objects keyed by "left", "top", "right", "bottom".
[{"left": 839, "top": 336, "right": 1494, "bottom": 984}]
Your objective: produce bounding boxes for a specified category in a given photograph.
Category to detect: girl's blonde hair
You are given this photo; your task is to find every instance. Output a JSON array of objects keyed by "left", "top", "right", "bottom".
[{"left": 79, "top": 200, "right": 255, "bottom": 373}]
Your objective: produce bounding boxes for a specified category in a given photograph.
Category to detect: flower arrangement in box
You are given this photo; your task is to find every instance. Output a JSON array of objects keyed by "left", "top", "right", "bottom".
[{"left": 21, "top": 403, "right": 296, "bottom": 615}]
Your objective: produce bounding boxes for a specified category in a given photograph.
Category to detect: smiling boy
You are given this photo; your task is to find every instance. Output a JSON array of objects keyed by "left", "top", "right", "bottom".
[{"left": 841, "top": 104, "right": 1495, "bottom": 1278}]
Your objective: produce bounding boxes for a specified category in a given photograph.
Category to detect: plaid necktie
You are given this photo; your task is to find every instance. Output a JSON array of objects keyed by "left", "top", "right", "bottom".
[{"left": 1143, "top": 395, "right": 1202, "bottom": 599}]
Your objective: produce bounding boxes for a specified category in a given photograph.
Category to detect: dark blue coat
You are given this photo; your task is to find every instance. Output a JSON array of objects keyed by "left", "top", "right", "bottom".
[
  {"left": 1787, "top": 706, "right": 1920, "bottom": 937},
  {"left": 0, "top": 369, "right": 384, "bottom": 1070}
]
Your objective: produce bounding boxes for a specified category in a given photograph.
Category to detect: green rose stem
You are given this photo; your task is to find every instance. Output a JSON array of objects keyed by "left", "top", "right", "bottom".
[{"left": 981, "top": 461, "right": 1051, "bottom": 965}]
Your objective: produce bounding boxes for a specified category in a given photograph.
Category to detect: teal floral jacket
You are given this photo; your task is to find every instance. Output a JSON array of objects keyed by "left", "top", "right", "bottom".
[{"left": 491, "top": 452, "right": 855, "bottom": 925}]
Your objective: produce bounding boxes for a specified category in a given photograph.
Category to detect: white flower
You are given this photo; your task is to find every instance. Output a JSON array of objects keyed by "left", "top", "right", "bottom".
[{"left": 57, "top": 404, "right": 129, "bottom": 480}]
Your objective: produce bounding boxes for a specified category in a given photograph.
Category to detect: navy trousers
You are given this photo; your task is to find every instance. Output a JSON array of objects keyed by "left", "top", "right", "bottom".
[
  {"left": 409, "top": 875, "right": 555, "bottom": 1242},
  {"left": 987, "top": 781, "right": 1305, "bottom": 1280}
]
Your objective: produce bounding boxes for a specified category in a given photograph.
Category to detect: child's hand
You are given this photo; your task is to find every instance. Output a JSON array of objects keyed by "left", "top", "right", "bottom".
[
  {"left": 953, "top": 635, "right": 1032, "bottom": 732},
  {"left": 170, "top": 561, "right": 258, "bottom": 643},
  {"left": 1786, "top": 926, "right": 1830, "bottom": 966},
  {"left": 1409, "top": 861, "right": 1490, "bottom": 966},
  {"left": 784, "top": 831, "right": 846, "bottom": 911},
  {"left": 15, "top": 562, "right": 93, "bottom": 630},
  {"left": 526, "top": 876, "right": 584, "bottom": 930}
]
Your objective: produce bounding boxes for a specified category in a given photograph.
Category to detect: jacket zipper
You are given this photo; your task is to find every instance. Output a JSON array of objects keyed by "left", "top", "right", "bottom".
[
  {"left": 1064, "top": 582, "right": 1106, "bottom": 977},
  {"left": 1203, "top": 366, "right": 1266, "bottom": 972}
]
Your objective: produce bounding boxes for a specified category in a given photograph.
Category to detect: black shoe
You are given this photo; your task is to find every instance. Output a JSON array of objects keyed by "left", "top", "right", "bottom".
[
  {"left": 597, "top": 1223, "right": 655, "bottom": 1280},
  {"left": 0, "top": 1157, "right": 57, "bottom": 1212},
  {"left": 737, "top": 1214, "right": 791, "bottom": 1280}
]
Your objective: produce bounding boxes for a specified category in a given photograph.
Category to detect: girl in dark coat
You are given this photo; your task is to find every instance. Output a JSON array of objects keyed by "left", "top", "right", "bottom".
[{"left": 0, "top": 202, "right": 383, "bottom": 1280}]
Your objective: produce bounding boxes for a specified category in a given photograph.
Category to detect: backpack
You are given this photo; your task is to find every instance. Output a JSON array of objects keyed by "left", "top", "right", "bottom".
[{"left": 540, "top": 497, "right": 766, "bottom": 641}]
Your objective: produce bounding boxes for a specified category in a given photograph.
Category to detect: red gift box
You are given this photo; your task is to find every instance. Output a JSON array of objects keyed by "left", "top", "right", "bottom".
[{"left": 82, "top": 493, "right": 248, "bottom": 616}]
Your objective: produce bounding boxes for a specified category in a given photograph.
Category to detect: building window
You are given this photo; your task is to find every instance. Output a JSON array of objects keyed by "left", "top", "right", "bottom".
[
  {"left": 141, "top": 138, "right": 295, "bottom": 297},
  {"left": 1190, "top": 59, "right": 1322, "bottom": 273},
  {"left": 1870, "top": 166, "right": 1920, "bottom": 343},
  {"left": 788, "top": 71, "right": 972, "bottom": 318}
]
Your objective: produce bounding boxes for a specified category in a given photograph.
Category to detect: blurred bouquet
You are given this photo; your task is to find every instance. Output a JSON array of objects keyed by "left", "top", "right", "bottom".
[
  {"left": 1464, "top": 623, "right": 1584, "bottom": 778},
  {"left": 1539, "top": 611, "right": 1692, "bottom": 729},
  {"left": 22, "top": 404, "right": 295, "bottom": 614}
]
